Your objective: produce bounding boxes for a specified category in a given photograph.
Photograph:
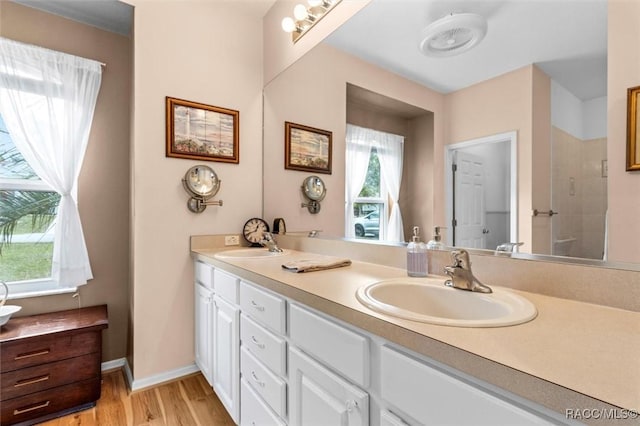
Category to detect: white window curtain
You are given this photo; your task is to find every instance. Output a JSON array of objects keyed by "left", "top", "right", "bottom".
[
  {"left": 345, "top": 124, "right": 405, "bottom": 242},
  {"left": 0, "top": 37, "right": 102, "bottom": 287},
  {"left": 375, "top": 130, "right": 405, "bottom": 243},
  {"left": 345, "top": 124, "right": 372, "bottom": 238}
]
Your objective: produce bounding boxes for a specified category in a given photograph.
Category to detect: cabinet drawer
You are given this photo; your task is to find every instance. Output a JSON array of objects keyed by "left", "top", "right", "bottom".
[
  {"left": 214, "top": 269, "right": 239, "bottom": 304},
  {"left": 1, "top": 377, "right": 100, "bottom": 425},
  {"left": 241, "top": 314, "right": 286, "bottom": 377},
  {"left": 289, "top": 303, "right": 369, "bottom": 387},
  {"left": 380, "top": 345, "right": 551, "bottom": 425},
  {"left": 240, "top": 281, "right": 286, "bottom": 334},
  {"left": 195, "top": 261, "right": 214, "bottom": 289},
  {"left": 1, "top": 331, "right": 100, "bottom": 372},
  {"left": 241, "top": 346, "right": 287, "bottom": 419},
  {"left": 240, "top": 378, "right": 286, "bottom": 426},
  {"left": 1, "top": 353, "right": 99, "bottom": 401}
]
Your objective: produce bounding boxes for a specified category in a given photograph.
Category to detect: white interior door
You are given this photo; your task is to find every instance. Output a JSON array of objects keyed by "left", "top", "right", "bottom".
[{"left": 454, "top": 151, "right": 487, "bottom": 248}]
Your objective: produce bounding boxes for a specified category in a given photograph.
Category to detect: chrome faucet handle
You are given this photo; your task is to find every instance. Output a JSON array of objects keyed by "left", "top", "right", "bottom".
[{"left": 451, "top": 249, "right": 471, "bottom": 269}]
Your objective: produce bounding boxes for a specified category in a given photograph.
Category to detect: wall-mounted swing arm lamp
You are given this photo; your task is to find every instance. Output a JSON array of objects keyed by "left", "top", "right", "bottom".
[
  {"left": 281, "top": 0, "right": 342, "bottom": 43},
  {"left": 182, "top": 165, "right": 223, "bottom": 213}
]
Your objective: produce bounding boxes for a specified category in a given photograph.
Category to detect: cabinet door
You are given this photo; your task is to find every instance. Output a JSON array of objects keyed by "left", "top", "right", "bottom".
[
  {"left": 289, "top": 347, "right": 368, "bottom": 426},
  {"left": 195, "top": 283, "right": 213, "bottom": 387},
  {"left": 212, "top": 295, "right": 240, "bottom": 424}
]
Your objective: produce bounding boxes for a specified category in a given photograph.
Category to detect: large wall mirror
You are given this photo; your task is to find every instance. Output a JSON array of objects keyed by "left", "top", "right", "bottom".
[{"left": 262, "top": 0, "right": 634, "bottom": 268}]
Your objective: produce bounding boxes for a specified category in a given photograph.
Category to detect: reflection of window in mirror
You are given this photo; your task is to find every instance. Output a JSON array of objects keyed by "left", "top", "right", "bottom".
[{"left": 345, "top": 124, "right": 405, "bottom": 242}]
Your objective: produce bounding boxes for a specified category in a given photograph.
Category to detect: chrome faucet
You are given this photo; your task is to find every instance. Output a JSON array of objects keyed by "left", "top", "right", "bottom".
[
  {"left": 444, "top": 249, "right": 492, "bottom": 293},
  {"left": 260, "top": 232, "right": 283, "bottom": 253}
]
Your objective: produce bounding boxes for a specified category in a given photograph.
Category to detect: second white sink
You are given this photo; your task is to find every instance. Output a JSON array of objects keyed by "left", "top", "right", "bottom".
[{"left": 356, "top": 278, "right": 537, "bottom": 327}]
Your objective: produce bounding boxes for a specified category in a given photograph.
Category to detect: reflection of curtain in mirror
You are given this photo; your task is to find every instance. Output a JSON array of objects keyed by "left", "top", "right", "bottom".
[
  {"left": 345, "top": 124, "right": 405, "bottom": 242},
  {"left": 375, "top": 132, "right": 405, "bottom": 243},
  {"left": 345, "top": 124, "right": 372, "bottom": 238}
]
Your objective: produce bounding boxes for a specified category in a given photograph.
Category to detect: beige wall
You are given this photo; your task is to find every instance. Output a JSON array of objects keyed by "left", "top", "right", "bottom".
[
  {"left": 263, "top": 43, "right": 444, "bottom": 238},
  {"left": 129, "top": 1, "right": 264, "bottom": 380},
  {"left": 0, "top": 2, "right": 131, "bottom": 362},
  {"left": 608, "top": 0, "right": 640, "bottom": 263},
  {"left": 443, "top": 66, "right": 537, "bottom": 252}
]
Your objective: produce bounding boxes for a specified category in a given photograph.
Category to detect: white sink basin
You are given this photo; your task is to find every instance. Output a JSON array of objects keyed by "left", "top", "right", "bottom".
[
  {"left": 356, "top": 278, "right": 537, "bottom": 327},
  {"left": 214, "top": 248, "right": 290, "bottom": 259}
]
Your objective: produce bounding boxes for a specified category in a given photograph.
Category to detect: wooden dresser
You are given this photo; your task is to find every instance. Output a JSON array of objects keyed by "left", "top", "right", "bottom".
[{"left": 0, "top": 305, "right": 108, "bottom": 426}]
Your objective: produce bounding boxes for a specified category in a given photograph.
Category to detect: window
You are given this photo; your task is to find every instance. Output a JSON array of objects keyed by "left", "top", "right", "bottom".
[
  {"left": 0, "top": 37, "right": 102, "bottom": 296},
  {"left": 0, "top": 114, "right": 61, "bottom": 289},
  {"left": 352, "top": 148, "right": 386, "bottom": 240},
  {"left": 346, "top": 124, "right": 405, "bottom": 242}
]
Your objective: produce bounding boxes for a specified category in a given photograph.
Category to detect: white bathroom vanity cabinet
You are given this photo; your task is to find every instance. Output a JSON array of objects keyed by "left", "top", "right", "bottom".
[{"left": 193, "top": 257, "right": 572, "bottom": 426}]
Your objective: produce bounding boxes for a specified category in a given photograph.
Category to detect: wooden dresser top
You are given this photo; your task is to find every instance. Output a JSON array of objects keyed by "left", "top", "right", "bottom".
[{"left": 0, "top": 305, "right": 108, "bottom": 343}]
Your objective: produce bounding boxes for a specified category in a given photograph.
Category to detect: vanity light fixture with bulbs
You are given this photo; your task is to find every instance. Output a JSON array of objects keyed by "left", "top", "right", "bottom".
[{"left": 281, "top": 0, "right": 342, "bottom": 43}]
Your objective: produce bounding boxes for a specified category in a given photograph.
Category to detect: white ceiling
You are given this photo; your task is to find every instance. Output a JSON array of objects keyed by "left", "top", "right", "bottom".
[{"left": 325, "top": 0, "right": 607, "bottom": 101}]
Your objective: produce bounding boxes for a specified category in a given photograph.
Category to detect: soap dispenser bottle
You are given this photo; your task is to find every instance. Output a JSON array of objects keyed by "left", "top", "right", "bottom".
[
  {"left": 426, "top": 226, "right": 445, "bottom": 250},
  {"left": 407, "top": 226, "right": 428, "bottom": 277}
]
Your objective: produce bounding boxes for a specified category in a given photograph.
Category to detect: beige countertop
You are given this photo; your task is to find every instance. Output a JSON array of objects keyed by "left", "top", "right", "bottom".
[{"left": 192, "top": 247, "right": 640, "bottom": 422}]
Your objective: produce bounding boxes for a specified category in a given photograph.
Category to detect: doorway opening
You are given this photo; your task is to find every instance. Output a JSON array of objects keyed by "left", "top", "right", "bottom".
[{"left": 444, "top": 131, "right": 517, "bottom": 250}]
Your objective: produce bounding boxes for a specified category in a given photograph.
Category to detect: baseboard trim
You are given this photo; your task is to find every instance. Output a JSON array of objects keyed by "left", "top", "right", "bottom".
[
  {"left": 102, "top": 358, "right": 127, "bottom": 372},
  {"left": 101, "top": 358, "right": 200, "bottom": 392}
]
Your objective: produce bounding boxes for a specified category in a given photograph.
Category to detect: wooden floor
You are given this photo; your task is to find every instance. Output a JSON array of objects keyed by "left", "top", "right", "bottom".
[{"left": 40, "top": 369, "right": 235, "bottom": 426}]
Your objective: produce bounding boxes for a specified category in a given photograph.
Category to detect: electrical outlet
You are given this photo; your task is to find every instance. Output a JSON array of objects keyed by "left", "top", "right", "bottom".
[{"left": 225, "top": 235, "right": 240, "bottom": 246}]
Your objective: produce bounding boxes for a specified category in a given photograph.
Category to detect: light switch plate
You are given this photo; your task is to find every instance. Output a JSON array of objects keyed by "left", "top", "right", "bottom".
[{"left": 225, "top": 235, "right": 240, "bottom": 246}]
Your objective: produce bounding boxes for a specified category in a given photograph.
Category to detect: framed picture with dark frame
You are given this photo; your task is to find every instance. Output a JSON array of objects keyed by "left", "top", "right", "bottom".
[
  {"left": 627, "top": 86, "right": 640, "bottom": 171},
  {"left": 166, "top": 96, "right": 239, "bottom": 164},
  {"left": 284, "top": 121, "right": 332, "bottom": 174}
]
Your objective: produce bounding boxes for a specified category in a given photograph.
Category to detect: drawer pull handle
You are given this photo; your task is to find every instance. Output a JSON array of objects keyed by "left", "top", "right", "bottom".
[
  {"left": 250, "top": 335, "right": 265, "bottom": 349},
  {"left": 14, "top": 349, "right": 50, "bottom": 360},
  {"left": 251, "top": 300, "right": 265, "bottom": 312},
  {"left": 13, "top": 400, "right": 50, "bottom": 415},
  {"left": 14, "top": 374, "right": 50, "bottom": 387},
  {"left": 251, "top": 371, "right": 265, "bottom": 387}
]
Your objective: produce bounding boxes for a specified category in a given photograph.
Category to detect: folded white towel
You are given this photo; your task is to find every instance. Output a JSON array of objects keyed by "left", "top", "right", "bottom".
[{"left": 282, "top": 257, "right": 352, "bottom": 273}]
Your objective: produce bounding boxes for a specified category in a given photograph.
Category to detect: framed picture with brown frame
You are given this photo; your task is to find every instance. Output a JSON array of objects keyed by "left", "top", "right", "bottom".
[
  {"left": 166, "top": 96, "right": 239, "bottom": 163},
  {"left": 627, "top": 86, "right": 640, "bottom": 171},
  {"left": 284, "top": 121, "right": 332, "bottom": 174}
]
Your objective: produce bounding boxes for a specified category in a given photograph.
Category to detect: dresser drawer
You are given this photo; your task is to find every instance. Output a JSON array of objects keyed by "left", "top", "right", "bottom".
[
  {"left": 1, "top": 377, "right": 100, "bottom": 425},
  {"left": 289, "top": 303, "right": 369, "bottom": 387},
  {"left": 241, "top": 346, "right": 287, "bottom": 418},
  {"left": 195, "top": 261, "right": 214, "bottom": 289},
  {"left": 214, "top": 269, "right": 239, "bottom": 304},
  {"left": 240, "top": 281, "right": 286, "bottom": 334},
  {"left": 240, "top": 314, "right": 286, "bottom": 376},
  {"left": 240, "top": 378, "right": 286, "bottom": 426},
  {"left": 1, "top": 330, "right": 100, "bottom": 372},
  {"left": 1, "top": 353, "right": 100, "bottom": 401}
]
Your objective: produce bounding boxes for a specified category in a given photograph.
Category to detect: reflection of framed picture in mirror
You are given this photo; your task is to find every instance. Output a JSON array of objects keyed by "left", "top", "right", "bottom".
[
  {"left": 627, "top": 86, "right": 640, "bottom": 171},
  {"left": 285, "top": 121, "right": 332, "bottom": 174},
  {"left": 166, "top": 97, "right": 239, "bottom": 163}
]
